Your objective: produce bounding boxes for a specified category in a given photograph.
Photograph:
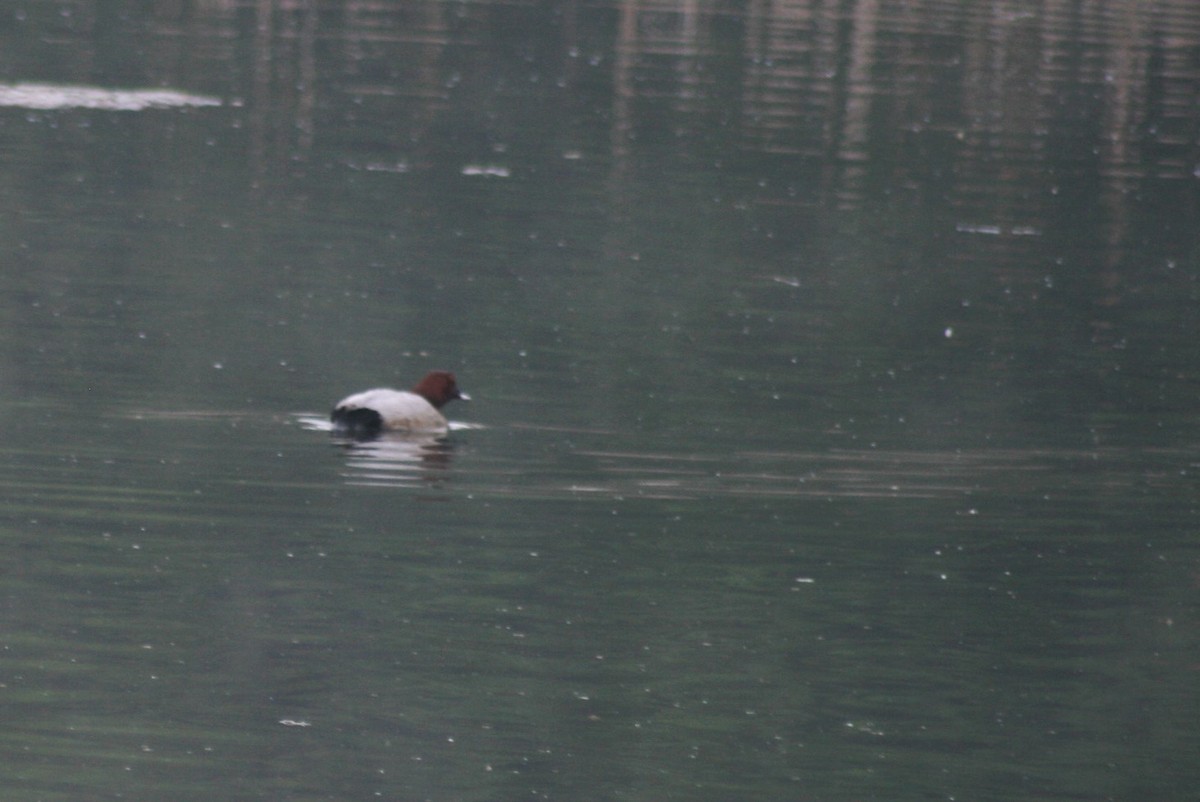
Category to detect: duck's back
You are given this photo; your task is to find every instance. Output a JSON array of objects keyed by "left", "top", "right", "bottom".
[{"left": 331, "top": 388, "right": 448, "bottom": 436}]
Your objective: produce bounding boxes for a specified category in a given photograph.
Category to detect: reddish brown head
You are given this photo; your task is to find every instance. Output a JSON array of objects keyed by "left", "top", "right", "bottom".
[{"left": 412, "top": 371, "right": 469, "bottom": 409}]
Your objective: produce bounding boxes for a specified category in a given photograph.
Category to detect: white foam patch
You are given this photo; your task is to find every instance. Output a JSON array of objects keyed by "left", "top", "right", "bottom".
[
  {"left": 295, "top": 415, "right": 335, "bottom": 432},
  {"left": 0, "top": 83, "right": 222, "bottom": 111}
]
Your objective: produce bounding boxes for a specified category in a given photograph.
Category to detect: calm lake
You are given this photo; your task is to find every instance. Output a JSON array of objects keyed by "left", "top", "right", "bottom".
[{"left": 1, "top": 1, "right": 1198, "bottom": 800}]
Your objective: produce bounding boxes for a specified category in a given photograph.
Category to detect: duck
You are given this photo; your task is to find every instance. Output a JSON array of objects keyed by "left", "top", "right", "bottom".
[{"left": 331, "top": 370, "right": 469, "bottom": 438}]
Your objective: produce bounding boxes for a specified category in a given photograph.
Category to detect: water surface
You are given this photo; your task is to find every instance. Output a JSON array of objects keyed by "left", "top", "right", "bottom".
[{"left": 1, "top": 2, "right": 1198, "bottom": 800}]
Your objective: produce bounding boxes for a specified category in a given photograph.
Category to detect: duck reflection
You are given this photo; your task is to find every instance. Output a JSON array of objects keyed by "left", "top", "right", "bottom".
[
  {"left": 297, "top": 414, "right": 470, "bottom": 487},
  {"left": 334, "top": 431, "right": 457, "bottom": 488}
]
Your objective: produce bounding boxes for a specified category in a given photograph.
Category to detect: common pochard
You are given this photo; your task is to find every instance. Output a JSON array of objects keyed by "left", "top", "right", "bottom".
[{"left": 331, "top": 371, "right": 468, "bottom": 438}]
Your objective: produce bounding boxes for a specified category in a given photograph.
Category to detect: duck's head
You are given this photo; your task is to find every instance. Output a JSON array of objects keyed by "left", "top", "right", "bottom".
[{"left": 413, "top": 371, "right": 469, "bottom": 409}]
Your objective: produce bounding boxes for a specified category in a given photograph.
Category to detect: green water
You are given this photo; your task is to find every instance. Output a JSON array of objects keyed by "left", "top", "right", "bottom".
[{"left": 0, "top": 1, "right": 1198, "bottom": 800}]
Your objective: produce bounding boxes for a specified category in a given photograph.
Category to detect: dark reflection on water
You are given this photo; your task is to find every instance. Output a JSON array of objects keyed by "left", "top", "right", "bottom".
[{"left": 1, "top": 1, "right": 1199, "bottom": 801}]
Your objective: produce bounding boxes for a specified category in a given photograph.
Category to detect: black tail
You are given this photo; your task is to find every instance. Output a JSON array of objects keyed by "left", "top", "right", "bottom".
[{"left": 330, "top": 407, "right": 384, "bottom": 440}]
